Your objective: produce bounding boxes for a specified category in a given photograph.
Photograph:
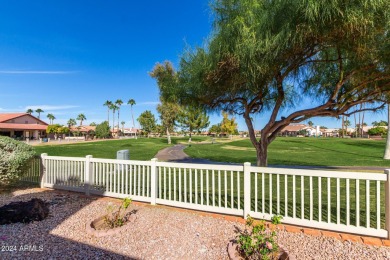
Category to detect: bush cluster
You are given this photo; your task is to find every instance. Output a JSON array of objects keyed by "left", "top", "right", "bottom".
[{"left": 0, "top": 136, "right": 35, "bottom": 185}]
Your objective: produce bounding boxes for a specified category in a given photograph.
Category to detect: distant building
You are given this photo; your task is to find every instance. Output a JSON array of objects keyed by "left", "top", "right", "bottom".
[
  {"left": 280, "top": 124, "right": 323, "bottom": 137},
  {"left": 0, "top": 113, "right": 48, "bottom": 140}
]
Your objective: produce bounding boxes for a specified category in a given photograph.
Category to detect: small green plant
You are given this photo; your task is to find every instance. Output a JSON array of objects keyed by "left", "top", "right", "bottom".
[
  {"left": 237, "top": 214, "right": 283, "bottom": 260},
  {"left": 104, "top": 197, "right": 132, "bottom": 228}
]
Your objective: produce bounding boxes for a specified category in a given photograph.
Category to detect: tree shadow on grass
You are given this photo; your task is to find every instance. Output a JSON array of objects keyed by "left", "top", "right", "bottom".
[{"left": 0, "top": 188, "right": 139, "bottom": 259}]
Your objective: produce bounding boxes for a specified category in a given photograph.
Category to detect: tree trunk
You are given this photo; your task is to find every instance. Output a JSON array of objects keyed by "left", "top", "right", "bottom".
[
  {"left": 166, "top": 127, "right": 171, "bottom": 144},
  {"left": 256, "top": 139, "right": 269, "bottom": 167},
  {"left": 384, "top": 104, "right": 390, "bottom": 159}
]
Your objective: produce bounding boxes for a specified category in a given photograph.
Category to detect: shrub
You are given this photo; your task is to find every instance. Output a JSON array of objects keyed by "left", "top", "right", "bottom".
[
  {"left": 104, "top": 197, "right": 132, "bottom": 228},
  {"left": 95, "top": 121, "right": 111, "bottom": 138},
  {"left": 367, "top": 126, "right": 387, "bottom": 136},
  {"left": 237, "top": 215, "right": 283, "bottom": 260},
  {"left": 0, "top": 136, "right": 35, "bottom": 185}
]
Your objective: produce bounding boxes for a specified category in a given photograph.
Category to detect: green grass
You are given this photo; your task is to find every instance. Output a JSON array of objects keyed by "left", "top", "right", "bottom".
[
  {"left": 33, "top": 136, "right": 209, "bottom": 160},
  {"left": 91, "top": 166, "right": 385, "bottom": 229},
  {"left": 185, "top": 137, "right": 390, "bottom": 167}
]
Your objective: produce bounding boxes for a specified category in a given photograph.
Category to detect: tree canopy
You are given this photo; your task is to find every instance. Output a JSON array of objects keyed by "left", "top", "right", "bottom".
[
  {"left": 158, "top": 0, "right": 390, "bottom": 166},
  {"left": 137, "top": 110, "right": 156, "bottom": 136},
  {"left": 176, "top": 106, "right": 210, "bottom": 139}
]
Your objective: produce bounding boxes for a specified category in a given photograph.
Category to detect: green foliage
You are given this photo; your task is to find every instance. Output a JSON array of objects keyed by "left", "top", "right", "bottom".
[
  {"left": 104, "top": 198, "right": 132, "bottom": 228},
  {"left": 90, "top": 122, "right": 97, "bottom": 126},
  {"left": 0, "top": 136, "right": 36, "bottom": 185},
  {"left": 372, "top": 120, "right": 388, "bottom": 127},
  {"left": 67, "top": 118, "right": 76, "bottom": 128},
  {"left": 138, "top": 110, "right": 157, "bottom": 135},
  {"left": 156, "top": 102, "right": 179, "bottom": 134},
  {"left": 176, "top": 106, "right": 210, "bottom": 137},
  {"left": 221, "top": 112, "right": 238, "bottom": 135},
  {"left": 237, "top": 215, "right": 282, "bottom": 259},
  {"left": 95, "top": 121, "right": 111, "bottom": 138},
  {"left": 77, "top": 113, "right": 86, "bottom": 125},
  {"left": 368, "top": 127, "right": 387, "bottom": 136},
  {"left": 47, "top": 124, "right": 69, "bottom": 135},
  {"left": 209, "top": 123, "right": 222, "bottom": 134}
]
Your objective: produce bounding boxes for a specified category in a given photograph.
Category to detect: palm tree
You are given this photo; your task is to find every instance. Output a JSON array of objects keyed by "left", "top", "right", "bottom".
[
  {"left": 103, "top": 100, "right": 112, "bottom": 124},
  {"left": 109, "top": 104, "right": 118, "bottom": 134},
  {"left": 26, "top": 109, "right": 33, "bottom": 114},
  {"left": 35, "top": 108, "right": 44, "bottom": 119},
  {"left": 308, "top": 121, "right": 314, "bottom": 127},
  {"left": 77, "top": 113, "right": 86, "bottom": 126},
  {"left": 67, "top": 118, "right": 76, "bottom": 137},
  {"left": 47, "top": 113, "right": 55, "bottom": 124},
  {"left": 115, "top": 99, "right": 123, "bottom": 133},
  {"left": 128, "top": 99, "right": 136, "bottom": 138},
  {"left": 121, "top": 121, "right": 125, "bottom": 136}
]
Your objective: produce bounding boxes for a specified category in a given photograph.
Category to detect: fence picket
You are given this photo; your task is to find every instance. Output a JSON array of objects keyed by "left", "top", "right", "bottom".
[{"left": 34, "top": 155, "right": 388, "bottom": 238}]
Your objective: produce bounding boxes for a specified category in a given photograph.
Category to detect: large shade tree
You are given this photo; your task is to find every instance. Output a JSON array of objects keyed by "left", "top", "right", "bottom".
[
  {"left": 150, "top": 62, "right": 181, "bottom": 144},
  {"left": 158, "top": 0, "right": 390, "bottom": 166}
]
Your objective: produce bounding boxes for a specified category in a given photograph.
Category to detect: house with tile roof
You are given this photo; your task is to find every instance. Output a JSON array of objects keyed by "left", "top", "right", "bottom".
[{"left": 0, "top": 113, "right": 48, "bottom": 140}]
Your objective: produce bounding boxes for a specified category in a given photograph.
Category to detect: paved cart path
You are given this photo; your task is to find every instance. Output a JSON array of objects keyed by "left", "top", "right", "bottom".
[{"left": 154, "top": 144, "right": 387, "bottom": 172}]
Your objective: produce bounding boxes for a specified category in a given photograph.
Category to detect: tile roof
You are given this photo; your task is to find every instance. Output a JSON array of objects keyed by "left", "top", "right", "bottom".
[
  {"left": 70, "top": 125, "right": 96, "bottom": 132},
  {"left": 0, "top": 113, "right": 48, "bottom": 125},
  {"left": 0, "top": 123, "right": 48, "bottom": 130},
  {"left": 0, "top": 113, "right": 27, "bottom": 122},
  {"left": 281, "top": 124, "right": 308, "bottom": 132}
]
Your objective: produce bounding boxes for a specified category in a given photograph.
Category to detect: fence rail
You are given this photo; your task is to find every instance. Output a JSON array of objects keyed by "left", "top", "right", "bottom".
[
  {"left": 20, "top": 156, "right": 42, "bottom": 183},
  {"left": 36, "top": 153, "right": 390, "bottom": 238}
]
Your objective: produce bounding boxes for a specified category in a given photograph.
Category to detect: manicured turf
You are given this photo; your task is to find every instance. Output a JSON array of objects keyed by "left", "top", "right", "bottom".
[
  {"left": 185, "top": 137, "right": 390, "bottom": 167},
  {"left": 33, "top": 136, "right": 208, "bottom": 160}
]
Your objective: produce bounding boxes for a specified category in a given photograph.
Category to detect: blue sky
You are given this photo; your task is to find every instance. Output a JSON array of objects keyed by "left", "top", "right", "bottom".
[{"left": 0, "top": 1, "right": 387, "bottom": 130}]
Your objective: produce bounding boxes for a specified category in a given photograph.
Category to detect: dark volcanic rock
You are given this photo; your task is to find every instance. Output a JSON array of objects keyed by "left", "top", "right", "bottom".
[{"left": 0, "top": 198, "right": 49, "bottom": 225}]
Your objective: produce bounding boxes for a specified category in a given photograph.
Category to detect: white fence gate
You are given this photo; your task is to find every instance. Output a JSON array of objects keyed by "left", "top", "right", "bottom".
[{"left": 38, "top": 153, "right": 390, "bottom": 238}]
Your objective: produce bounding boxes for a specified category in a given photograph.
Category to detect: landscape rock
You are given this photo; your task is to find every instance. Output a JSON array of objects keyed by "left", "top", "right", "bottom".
[{"left": 0, "top": 198, "right": 49, "bottom": 225}]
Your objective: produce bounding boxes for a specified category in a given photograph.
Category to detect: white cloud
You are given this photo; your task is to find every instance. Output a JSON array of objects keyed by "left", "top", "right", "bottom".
[
  {"left": 25, "top": 105, "right": 79, "bottom": 111},
  {"left": 137, "top": 101, "right": 160, "bottom": 106},
  {"left": 0, "top": 70, "right": 78, "bottom": 74}
]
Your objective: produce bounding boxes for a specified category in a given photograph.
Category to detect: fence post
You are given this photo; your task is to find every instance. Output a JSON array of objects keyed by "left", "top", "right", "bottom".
[
  {"left": 244, "top": 162, "right": 251, "bottom": 219},
  {"left": 85, "top": 155, "right": 93, "bottom": 196},
  {"left": 150, "top": 158, "right": 158, "bottom": 205},
  {"left": 40, "top": 153, "right": 48, "bottom": 188},
  {"left": 386, "top": 169, "right": 390, "bottom": 239}
]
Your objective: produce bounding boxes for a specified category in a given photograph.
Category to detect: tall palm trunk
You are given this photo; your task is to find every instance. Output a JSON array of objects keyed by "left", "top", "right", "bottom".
[
  {"left": 107, "top": 108, "right": 110, "bottom": 124},
  {"left": 131, "top": 106, "right": 136, "bottom": 139},
  {"left": 384, "top": 104, "right": 390, "bottom": 159},
  {"left": 112, "top": 110, "right": 115, "bottom": 137},
  {"left": 117, "top": 109, "right": 120, "bottom": 136}
]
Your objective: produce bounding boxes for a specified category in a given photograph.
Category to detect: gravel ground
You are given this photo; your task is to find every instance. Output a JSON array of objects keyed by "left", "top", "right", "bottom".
[{"left": 1, "top": 188, "right": 390, "bottom": 260}]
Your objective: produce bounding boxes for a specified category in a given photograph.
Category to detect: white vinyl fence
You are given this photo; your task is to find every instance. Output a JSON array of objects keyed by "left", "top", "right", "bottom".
[{"left": 37, "top": 153, "right": 390, "bottom": 238}]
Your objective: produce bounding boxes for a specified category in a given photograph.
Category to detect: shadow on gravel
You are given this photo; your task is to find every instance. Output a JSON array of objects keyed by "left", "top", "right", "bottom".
[{"left": 0, "top": 188, "right": 139, "bottom": 259}]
